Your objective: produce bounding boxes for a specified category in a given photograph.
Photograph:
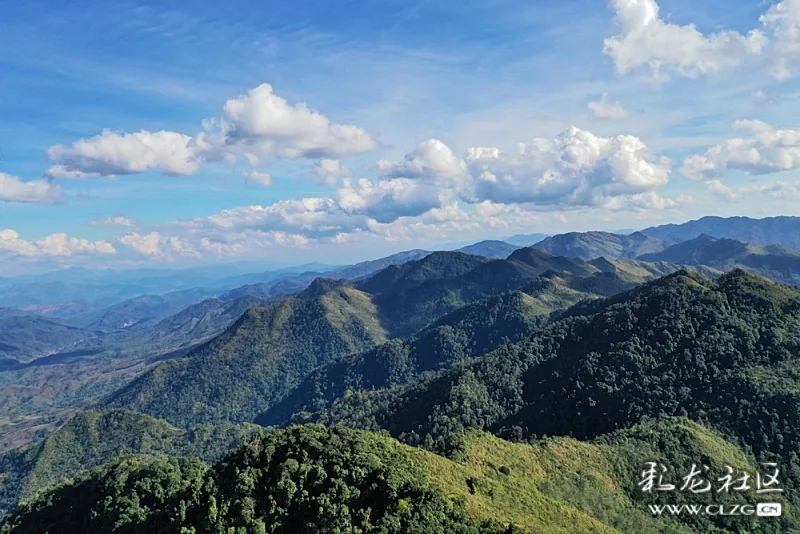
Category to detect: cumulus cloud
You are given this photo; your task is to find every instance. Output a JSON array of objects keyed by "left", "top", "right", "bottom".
[
  {"left": 706, "top": 178, "right": 800, "bottom": 201},
  {"left": 604, "top": 0, "right": 800, "bottom": 82},
  {"left": 45, "top": 84, "right": 377, "bottom": 179},
  {"left": 0, "top": 229, "right": 116, "bottom": 258},
  {"left": 761, "top": 0, "right": 800, "bottom": 80},
  {"left": 313, "top": 159, "right": 351, "bottom": 186},
  {"left": 26, "top": 125, "right": 681, "bottom": 266},
  {"left": 210, "top": 84, "right": 377, "bottom": 160},
  {"left": 364, "top": 129, "right": 673, "bottom": 212},
  {"left": 682, "top": 120, "right": 800, "bottom": 180},
  {"left": 87, "top": 215, "right": 137, "bottom": 228},
  {"left": 706, "top": 179, "right": 740, "bottom": 201},
  {"left": 588, "top": 93, "right": 628, "bottom": 119},
  {"left": 47, "top": 130, "right": 203, "bottom": 179},
  {"left": 336, "top": 178, "right": 443, "bottom": 223},
  {"left": 604, "top": 0, "right": 767, "bottom": 82},
  {"left": 0, "top": 173, "right": 63, "bottom": 204},
  {"left": 461, "top": 127, "right": 672, "bottom": 210},
  {"left": 382, "top": 138, "right": 469, "bottom": 189},
  {"left": 118, "top": 232, "right": 200, "bottom": 261},
  {"left": 161, "top": 126, "right": 675, "bottom": 256},
  {"left": 242, "top": 170, "right": 273, "bottom": 186}
]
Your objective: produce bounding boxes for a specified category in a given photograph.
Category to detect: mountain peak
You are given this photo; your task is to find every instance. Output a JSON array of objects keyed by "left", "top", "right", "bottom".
[{"left": 356, "top": 251, "right": 489, "bottom": 295}]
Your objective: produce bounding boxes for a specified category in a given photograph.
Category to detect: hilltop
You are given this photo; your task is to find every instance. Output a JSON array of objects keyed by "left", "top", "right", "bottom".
[
  {"left": 2, "top": 421, "right": 783, "bottom": 533},
  {"left": 639, "top": 234, "right": 800, "bottom": 285},
  {"left": 532, "top": 231, "right": 673, "bottom": 260}
]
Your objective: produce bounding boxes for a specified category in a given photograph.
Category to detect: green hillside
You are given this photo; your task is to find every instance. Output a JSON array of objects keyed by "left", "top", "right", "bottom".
[
  {"left": 106, "top": 252, "right": 670, "bottom": 431},
  {"left": 106, "top": 287, "right": 390, "bottom": 428},
  {"left": 317, "top": 271, "right": 800, "bottom": 480},
  {"left": 2, "top": 421, "right": 783, "bottom": 533},
  {"left": 0, "top": 409, "right": 262, "bottom": 517},
  {"left": 255, "top": 290, "right": 556, "bottom": 427}
]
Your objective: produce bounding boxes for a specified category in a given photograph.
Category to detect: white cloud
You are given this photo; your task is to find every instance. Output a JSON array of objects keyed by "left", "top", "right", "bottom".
[
  {"left": 207, "top": 83, "right": 377, "bottom": 160},
  {"left": 242, "top": 170, "right": 273, "bottom": 186},
  {"left": 154, "top": 127, "right": 676, "bottom": 260},
  {"left": 47, "top": 130, "right": 203, "bottom": 178},
  {"left": 706, "top": 179, "right": 739, "bottom": 201},
  {"left": 118, "top": 232, "right": 200, "bottom": 261},
  {"left": 706, "top": 178, "right": 800, "bottom": 202},
  {"left": 682, "top": 120, "right": 800, "bottom": 180},
  {"left": 313, "top": 158, "right": 351, "bottom": 186},
  {"left": 604, "top": 0, "right": 800, "bottom": 83},
  {"left": 24, "top": 123, "right": 684, "bottom": 266},
  {"left": 366, "top": 129, "right": 675, "bottom": 214},
  {"left": 87, "top": 215, "right": 137, "bottom": 228},
  {"left": 0, "top": 229, "right": 116, "bottom": 258},
  {"left": 588, "top": 93, "right": 628, "bottom": 119},
  {"left": 0, "top": 173, "right": 63, "bottom": 204},
  {"left": 461, "top": 127, "right": 672, "bottom": 209},
  {"left": 45, "top": 83, "right": 377, "bottom": 179},
  {"left": 336, "top": 178, "right": 443, "bottom": 223},
  {"left": 382, "top": 138, "right": 469, "bottom": 189},
  {"left": 760, "top": 0, "right": 800, "bottom": 80},
  {"left": 604, "top": 0, "right": 767, "bottom": 82}
]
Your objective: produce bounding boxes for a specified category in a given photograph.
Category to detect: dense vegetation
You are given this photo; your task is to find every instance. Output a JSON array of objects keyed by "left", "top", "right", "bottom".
[
  {"left": 4, "top": 240, "right": 800, "bottom": 532},
  {"left": 640, "top": 234, "right": 800, "bottom": 286},
  {"left": 4, "top": 422, "right": 785, "bottom": 533},
  {"left": 107, "top": 252, "right": 673, "bottom": 430},
  {"left": 317, "top": 271, "right": 800, "bottom": 481},
  {"left": 256, "top": 290, "right": 553, "bottom": 427},
  {"left": 0, "top": 409, "right": 262, "bottom": 517},
  {"left": 105, "top": 288, "right": 391, "bottom": 427}
]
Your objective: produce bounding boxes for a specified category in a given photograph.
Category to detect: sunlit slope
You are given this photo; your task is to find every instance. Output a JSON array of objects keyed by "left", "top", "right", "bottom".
[
  {"left": 106, "top": 287, "right": 389, "bottom": 427},
  {"left": 3, "top": 421, "right": 770, "bottom": 533}
]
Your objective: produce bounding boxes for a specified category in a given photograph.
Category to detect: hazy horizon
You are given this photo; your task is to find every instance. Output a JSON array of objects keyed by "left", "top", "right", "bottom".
[{"left": 4, "top": 0, "right": 800, "bottom": 273}]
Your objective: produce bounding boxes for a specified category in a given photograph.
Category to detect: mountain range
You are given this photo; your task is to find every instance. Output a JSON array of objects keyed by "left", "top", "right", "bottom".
[
  {"left": 3, "top": 267, "right": 799, "bottom": 532},
  {"left": 640, "top": 234, "right": 800, "bottom": 285},
  {"left": 531, "top": 231, "right": 674, "bottom": 260},
  {"left": 4, "top": 215, "right": 800, "bottom": 532},
  {"left": 640, "top": 215, "right": 800, "bottom": 249}
]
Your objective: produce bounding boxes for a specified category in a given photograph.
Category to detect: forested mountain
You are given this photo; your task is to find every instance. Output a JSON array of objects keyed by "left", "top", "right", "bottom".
[
  {"left": 105, "top": 287, "right": 392, "bottom": 427},
  {"left": 255, "top": 290, "right": 561, "bottom": 427},
  {"left": 1, "top": 422, "right": 789, "bottom": 533},
  {"left": 642, "top": 215, "right": 800, "bottom": 249},
  {"left": 87, "top": 288, "right": 220, "bottom": 331},
  {"left": 104, "top": 250, "right": 685, "bottom": 430},
  {"left": 356, "top": 251, "right": 491, "bottom": 295},
  {"left": 4, "top": 242, "right": 800, "bottom": 532},
  {"left": 532, "top": 231, "right": 674, "bottom": 260},
  {"left": 0, "top": 316, "right": 86, "bottom": 363},
  {"left": 317, "top": 270, "right": 800, "bottom": 477},
  {"left": 639, "top": 234, "right": 800, "bottom": 285},
  {"left": 259, "top": 261, "right": 684, "bottom": 430},
  {"left": 139, "top": 293, "right": 281, "bottom": 347},
  {"left": 0, "top": 409, "right": 262, "bottom": 517},
  {"left": 456, "top": 240, "right": 520, "bottom": 258}
]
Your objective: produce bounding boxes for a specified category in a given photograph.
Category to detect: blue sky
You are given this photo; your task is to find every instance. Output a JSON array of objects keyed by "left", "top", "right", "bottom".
[{"left": 2, "top": 0, "right": 800, "bottom": 273}]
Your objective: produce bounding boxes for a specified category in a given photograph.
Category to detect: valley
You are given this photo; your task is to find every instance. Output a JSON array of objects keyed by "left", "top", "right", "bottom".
[{"left": 2, "top": 216, "right": 800, "bottom": 532}]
